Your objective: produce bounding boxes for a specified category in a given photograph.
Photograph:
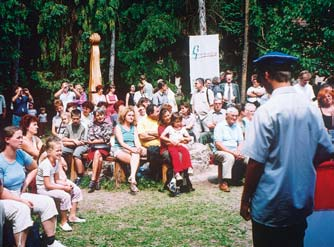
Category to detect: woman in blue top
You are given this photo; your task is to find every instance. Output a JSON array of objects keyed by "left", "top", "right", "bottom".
[
  {"left": 0, "top": 126, "right": 65, "bottom": 247},
  {"left": 113, "top": 106, "right": 146, "bottom": 193}
]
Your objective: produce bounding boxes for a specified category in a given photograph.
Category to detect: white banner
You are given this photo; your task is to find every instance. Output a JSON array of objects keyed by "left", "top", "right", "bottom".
[{"left": 189, "top": 34, "right": 220, "bottom": 92}]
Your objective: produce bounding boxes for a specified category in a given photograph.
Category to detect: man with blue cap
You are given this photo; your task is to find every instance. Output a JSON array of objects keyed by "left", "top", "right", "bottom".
[{"left": 240, "top": 51, "right": 334, "bottom": 247}]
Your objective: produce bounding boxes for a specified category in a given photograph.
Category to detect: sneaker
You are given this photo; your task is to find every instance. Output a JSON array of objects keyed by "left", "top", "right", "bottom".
[
  {"left": 167, "top": 178, "right": 176, "bottom": 193},
  {"left": 59, "top": 222, "right": 72, "bottom": 232},
  {"left": 68, "top": 217, "right": 86, "bottom": 223},
  {"left": 48, "top": 240, "right": 66, "bottom": 247},
  {"left": 88, "top": 181, "right": 96, "bottom": 193},
  {"left": 95, "top": 181, "right": 101, "bottom": 190},
  {"left": 74, "top": 177, "right": 82, "bottom": 186},
  {"left": 175, "top": 173, "right": 183, "bottom": 181},
  {"left": 188, "top": 167, "right": 193, "bottom": 175}
]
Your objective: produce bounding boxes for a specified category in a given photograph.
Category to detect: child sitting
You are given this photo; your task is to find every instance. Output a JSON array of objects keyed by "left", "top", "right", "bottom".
[
  {"left": 36, "top": 136, "right": 85, "bottom": 232},
  {"left": 160, "top": 112, "right": 193, "bottom": 180}
]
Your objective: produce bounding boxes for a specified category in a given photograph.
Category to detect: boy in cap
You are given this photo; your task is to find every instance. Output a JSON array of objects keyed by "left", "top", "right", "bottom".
[{"left": 240, "top": 52, "right": 334, "bottom": 247}]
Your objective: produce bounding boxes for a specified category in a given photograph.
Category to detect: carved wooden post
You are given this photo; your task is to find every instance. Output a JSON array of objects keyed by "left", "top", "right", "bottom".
[
  {"left": 89, "top": 33, "right": 102, "bottom": 101},
  {"left": 198, "top": 0, "right": 207, "bottom": 35}
]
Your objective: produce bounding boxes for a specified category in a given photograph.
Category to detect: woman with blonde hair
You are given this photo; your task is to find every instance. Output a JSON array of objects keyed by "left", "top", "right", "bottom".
[
  {"left": 317, "top": 87, "right": 334, "bottom": 130},
  {"left": 112, "top": 106, "right": 146, "bottom": 193}
]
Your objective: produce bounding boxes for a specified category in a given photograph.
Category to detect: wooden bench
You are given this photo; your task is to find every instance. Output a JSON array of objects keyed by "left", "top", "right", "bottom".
[{"left": 76, "top": 153, "right": 169, "bottom": 188}]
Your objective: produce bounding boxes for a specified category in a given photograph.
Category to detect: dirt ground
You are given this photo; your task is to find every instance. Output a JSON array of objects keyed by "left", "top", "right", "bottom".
[
  {"left": 78, "top": 164, "right": 253, "bottom": 246},
  {"left": 80, "top": 164, "right": 229, "bottom": 212}
]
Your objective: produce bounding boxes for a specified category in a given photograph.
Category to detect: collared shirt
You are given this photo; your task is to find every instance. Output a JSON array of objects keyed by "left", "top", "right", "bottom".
[
  {"left": 223, "top": 83, "right": 234, "bottom": 102},
  {"left": 246, "top": 86, "right": 266, "bottom": 103},
  {"left": 190, "top": 87, "right": 214, "bottom": 118},
  {"left": 213, "top": 120, "right": 243, "bottom": 152},
  {"left": 293, "top": 83, "right": 316, "bottom": 101},
  {"left": 152, "top": 91, "right": 168, "bottom": 107},
  {"left": 137, "top": 116, "right": 160, "bottom": 147},
  {"left": 143, "top": 82, "right": 154, "bottom": 100},
  {"left": 243, "top": 86, "right": 334, "bottom": 227},
  {"left": 205, "top": 109, "right": 227, "bottom": 130},
  {"left": 88, "top": 120, "right": 112, "bottom": 149}
]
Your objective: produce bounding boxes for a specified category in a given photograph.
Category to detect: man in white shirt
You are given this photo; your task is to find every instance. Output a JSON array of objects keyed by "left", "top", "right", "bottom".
[
  {"left": 54, "top": 81, "right": 80, "bottom": 110},
  {"left": 293, "top": 70, "right": 316, "bottom": 101},
  {"left": 190, "top": 78, "right": 214, "bottom": 142}
]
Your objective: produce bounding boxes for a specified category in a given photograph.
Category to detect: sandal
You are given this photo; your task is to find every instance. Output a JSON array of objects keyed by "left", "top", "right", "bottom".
[
  {"left": 130, "top": 183, "right": 139, "bottom": 193},
  {"left": 128, "top": 176, "right": 137, "bottom": 185}
]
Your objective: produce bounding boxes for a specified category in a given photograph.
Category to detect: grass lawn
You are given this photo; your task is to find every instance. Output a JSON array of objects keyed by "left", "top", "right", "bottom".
[{"left": 56, "top": 177, "right": 252, "bottom": 247}]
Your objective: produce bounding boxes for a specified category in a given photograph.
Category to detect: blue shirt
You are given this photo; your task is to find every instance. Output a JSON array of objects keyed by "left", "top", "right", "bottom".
[
  {"left": 243, "top": 86, "right": 334, "bottom": 227},
  {"left": 0, "top": 150, "right": 33, "bottom": 191},
  {"left": 213, "top": 120, "right": 243, "bottom": 152},
  {"left": 114, "top": 124, "right": 135, "bottom": 148}
]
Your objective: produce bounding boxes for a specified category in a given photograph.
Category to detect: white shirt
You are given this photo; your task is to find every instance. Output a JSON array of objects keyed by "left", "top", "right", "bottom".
[
  {"left": 59, "top": 91, "right": 76, "bottom": 110},
  {"left": 293, "top": 83, "right": 315, "bottom": 101}
]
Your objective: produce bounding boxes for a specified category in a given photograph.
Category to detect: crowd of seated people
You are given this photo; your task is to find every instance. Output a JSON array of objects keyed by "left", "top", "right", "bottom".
[{"left": 2, "top": 69, "right": 334, "bottom": 245}]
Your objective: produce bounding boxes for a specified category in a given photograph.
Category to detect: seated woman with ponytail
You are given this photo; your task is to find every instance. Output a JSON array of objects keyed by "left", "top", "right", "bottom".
[
  {"left": 0, "top": 126, "right": 65, "bottom": 247},
  {"left": 36, "top": 136, "right": 85, "bottom": 232}
]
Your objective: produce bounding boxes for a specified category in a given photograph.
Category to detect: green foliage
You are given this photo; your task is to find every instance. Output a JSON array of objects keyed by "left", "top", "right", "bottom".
[
  {"left": 249, "top": 0, "right": 334, "bottom": 75},
  {"left": 2, "top": 0, "right": 334, "bottom": 107},
  {"left": 118, "top": 2, "right": 182, "bottom": 85}
]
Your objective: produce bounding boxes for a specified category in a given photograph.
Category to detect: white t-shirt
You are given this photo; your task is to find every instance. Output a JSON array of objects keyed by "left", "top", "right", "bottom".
[
  {"left": 163, "top": 125, "right": 189, "bottom": 143},
  {"left": 59, "top": 91, "right": 76, "bottom": 110},
  {"left": 293, "top": 83, "right": 315, "bottom": 101},
  {"left": 36, "top": 158, "right": 59, "bottom": 190}
]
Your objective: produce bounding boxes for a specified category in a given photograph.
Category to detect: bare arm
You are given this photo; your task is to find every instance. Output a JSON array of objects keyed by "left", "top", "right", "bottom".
[
  {"left": 125, "top": 93, "right": 130, "bottom": 107},
  {"left": 1, "top": 188, "right": 33, "bottom": 208},
  {"left": 115, "top": 125, "right": 137, "bottom": 153},
  {"left": 240, "top": 158, "right": 264, "bottom": 221},
  {"left": 43, "top": 175, "right": 72, "bottom": 192}
]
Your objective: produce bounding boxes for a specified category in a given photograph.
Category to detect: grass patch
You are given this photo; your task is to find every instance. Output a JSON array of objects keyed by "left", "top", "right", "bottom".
[{"left": 57, "top": 185, "right": 251, "bottom": 247}]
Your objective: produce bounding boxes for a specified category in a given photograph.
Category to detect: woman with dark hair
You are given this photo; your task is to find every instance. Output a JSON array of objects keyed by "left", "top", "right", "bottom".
[
  {"left": 0, "top": 126, "right": 64, "bottom": 247},
  {"left": 20, "top": 114, "right": 43, "bottom": 160},
  {"left": 125, "top": 85, "right": 136, "bottom": 107},
  {"left": 92, "top": 85, "right": 106, "bottom": 106},
  {"left": 86, "top": 108, "right": 112, "bottom": 193}
]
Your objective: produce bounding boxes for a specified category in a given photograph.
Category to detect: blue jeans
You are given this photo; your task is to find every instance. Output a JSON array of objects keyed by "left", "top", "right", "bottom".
[{"left": 12, "top": 114, "right": 22, "bottom": 127}]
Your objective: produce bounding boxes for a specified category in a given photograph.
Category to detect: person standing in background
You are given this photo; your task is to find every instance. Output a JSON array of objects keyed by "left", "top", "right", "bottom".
[
  {"left": 0, "top": 92, "right": 6, "bottom": 133},
  {"left": 11, "top": 86, "right": 33, "bottom": 126},
  {"left": 38, "top": 107, "right": 48, "bottom": 137},
  {"left": 140, "top": 74, "right": 153, "bottom": 100}
]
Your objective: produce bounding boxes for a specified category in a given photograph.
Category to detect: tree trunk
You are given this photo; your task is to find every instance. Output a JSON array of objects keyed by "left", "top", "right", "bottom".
[
  {"left": 108, "top": 28, "right": 116, "bottom": 85},
  {"left": 198, "top": 0, "right": 207, "bottom": 35},
  {"left": 12, "top": 36, "right": 20, "bottom": 85},
  {"left": 241, "top": 0, "right": 250, "bottom": 103}
]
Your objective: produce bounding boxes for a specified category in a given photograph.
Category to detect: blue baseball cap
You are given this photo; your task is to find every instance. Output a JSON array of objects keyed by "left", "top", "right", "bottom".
[{"left": 253, "top": 52, "right": 298, "bottom": 71}]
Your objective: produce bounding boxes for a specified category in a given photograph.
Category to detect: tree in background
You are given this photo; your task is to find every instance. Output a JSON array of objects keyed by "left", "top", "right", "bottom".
[{"left": 1, "top": 0, "right": 334, "bottom": 110}]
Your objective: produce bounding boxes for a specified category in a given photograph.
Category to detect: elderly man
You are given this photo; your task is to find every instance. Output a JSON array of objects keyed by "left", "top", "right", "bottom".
[
  {"left": 240, "top": 52, "right": 334, "bottom": 247},
  {"left": 213, "top": 107, "right": 245, "bottom": 192},
  {"left": 293, "top": 70, "right": 316, "bottom": 101},
  {"left": 191, "top": 77, "right": 214, "bottom": 142},
  {"left": 137, "top": 104, "right": 162, "bottom": 180}
]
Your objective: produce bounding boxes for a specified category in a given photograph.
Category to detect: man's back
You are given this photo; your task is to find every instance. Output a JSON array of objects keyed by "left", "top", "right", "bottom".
[{"left": 243, "top": 86, "right": 332, "bottom": 226}]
